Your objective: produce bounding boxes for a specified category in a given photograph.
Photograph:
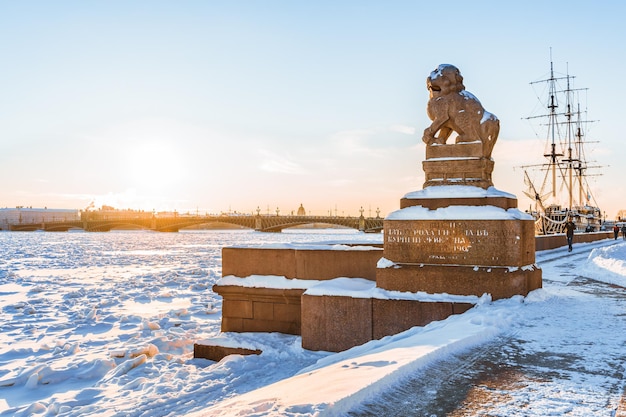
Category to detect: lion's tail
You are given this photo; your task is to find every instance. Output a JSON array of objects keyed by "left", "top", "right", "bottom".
[{"left": 482, "top": 118, "right": 500, "bottom": 158}]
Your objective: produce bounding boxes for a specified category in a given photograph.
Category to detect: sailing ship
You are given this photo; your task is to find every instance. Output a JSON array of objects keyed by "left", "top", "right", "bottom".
[{"left": 522, "top": 58, "right": 603, "bottom": 235}]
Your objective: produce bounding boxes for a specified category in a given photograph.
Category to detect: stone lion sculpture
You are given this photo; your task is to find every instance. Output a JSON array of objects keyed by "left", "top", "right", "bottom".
[{"left": 422, "top": 64, "right": 500, "bottom": 159}]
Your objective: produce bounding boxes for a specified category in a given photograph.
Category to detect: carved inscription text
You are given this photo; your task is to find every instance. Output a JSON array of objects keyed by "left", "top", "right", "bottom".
[{"left": 384, "top": 220, "right": 522, "bottom": 264}]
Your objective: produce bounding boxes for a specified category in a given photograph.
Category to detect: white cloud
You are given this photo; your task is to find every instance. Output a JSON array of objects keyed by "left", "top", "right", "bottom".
[
  {"left": 327, "top": 178, "right": 355, "bottom": 187},
  {"left": 330, "top": 128, "right": 376, "bottom": 148},
  {"left": 389, "top": 124, "right": 416, "bottom": 135},
  {"left": 258, "top": 149, "right": 307, "bottom": 175},
  {"left": 329, "top": 125, "right": 418, "bottom": 157}
]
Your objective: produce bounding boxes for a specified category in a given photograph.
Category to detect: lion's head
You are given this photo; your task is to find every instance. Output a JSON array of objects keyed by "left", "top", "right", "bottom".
[{"left": 426, "top": 64, "right": 465, "bottom": 98}]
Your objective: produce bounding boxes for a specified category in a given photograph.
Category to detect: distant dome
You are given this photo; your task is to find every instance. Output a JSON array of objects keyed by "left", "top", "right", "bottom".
[{"left": 297, "top": 204, "right": 306, "bottom": 216}]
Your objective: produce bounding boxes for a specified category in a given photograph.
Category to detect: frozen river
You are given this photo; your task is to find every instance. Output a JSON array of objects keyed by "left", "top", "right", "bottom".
[{"left": 0, "top": 229, "right": 380, "bottom": 416}]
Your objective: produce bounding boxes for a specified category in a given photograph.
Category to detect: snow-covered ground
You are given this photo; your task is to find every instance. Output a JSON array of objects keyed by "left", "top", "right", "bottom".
[{"left": 1, "top": 230, "right": 624, "bottom": 416}]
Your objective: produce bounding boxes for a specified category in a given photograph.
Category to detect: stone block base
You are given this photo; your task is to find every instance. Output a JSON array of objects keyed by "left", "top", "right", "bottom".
[
  {"left": 222, "top": 245, "right": 382, "bottom": 281},
  {"left": 301, "top": 295, "right": 372, "bottom": 352},
  {"left": 400, "top": 195, "right": 518, "bottom": 211},
  {"left": 372, "top": 299, "right": 473, "bottom": 340},
  {"left": 423, "top": 157, "right": 494, "bottom": 189},
  {"left": 301, "top": 294, "right": 475, "bottom": 352},
  {"left": 422, "top": 143, "right": 494, "bottom": 189},
  {"left": 194, "top": 343, "right": 261, "bottom": 361},
  {"left": 535, "top": 231, "right": 612, "bottom": 251},
  {"left": 214, "top": 285, "right": 303, "bottom": 335},
  {"left": 425, "top": 141, "right": 483, "bottom": 159},
  {"left": 377, "top": 263, "right": 542, "bottom": 300}
]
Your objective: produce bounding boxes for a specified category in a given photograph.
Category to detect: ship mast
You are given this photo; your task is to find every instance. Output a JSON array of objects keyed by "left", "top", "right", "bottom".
[
  {"left": 547, "top": 59, "right": 561, "bottom": 199},
  {"left": 563, "top": 68, "right": 576, "bottom": 211},
  {"left": 575, "top": 102, "right": 585, "bottom": 207},
  {"left": 527, "top": 57, "right": 566, "bottom": 202},
  {"left": 571, "top": 100, "right": 601, "bottom": 209},
  {"left": 561, "top": 68, "right": 593, "bottom": 210}
]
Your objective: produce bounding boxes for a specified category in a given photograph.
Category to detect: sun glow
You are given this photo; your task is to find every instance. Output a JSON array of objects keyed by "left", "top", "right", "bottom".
[
  {"left": 82, "top": 140, "right": 193, "bottom": 212},
  {"left": 125, "top": 142, "right": 186, "bottom": 189}
]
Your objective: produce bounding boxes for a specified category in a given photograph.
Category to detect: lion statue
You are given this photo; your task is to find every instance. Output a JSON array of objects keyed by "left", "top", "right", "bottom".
[{"left": 422, "top": 64, "right": 500, "bottom": 159}]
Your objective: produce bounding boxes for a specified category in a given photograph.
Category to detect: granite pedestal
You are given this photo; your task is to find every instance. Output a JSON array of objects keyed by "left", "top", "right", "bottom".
[{"left": 378, "top": 190, "right": 542, "bottom": 300}]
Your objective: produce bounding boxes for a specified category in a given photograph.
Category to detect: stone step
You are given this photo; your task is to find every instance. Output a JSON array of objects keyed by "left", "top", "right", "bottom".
[{"left": 194, "top": 342, "right": 262, "bottom": 361}]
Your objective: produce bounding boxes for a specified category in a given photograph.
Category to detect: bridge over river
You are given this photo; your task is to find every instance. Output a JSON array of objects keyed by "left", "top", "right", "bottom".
[{"left": 6, "top": 214, "right": 384, "bottom": 233}]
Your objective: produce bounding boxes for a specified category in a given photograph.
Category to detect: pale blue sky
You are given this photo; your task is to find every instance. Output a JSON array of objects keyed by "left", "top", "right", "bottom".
[{"left": 1, "top": 1, "right": 624, "bottom": 218}]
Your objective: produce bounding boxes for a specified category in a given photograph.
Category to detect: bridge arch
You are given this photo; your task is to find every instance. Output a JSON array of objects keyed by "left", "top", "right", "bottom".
[
  {"left": 261, "top": 221, "right": 357, "bottom": 233},
  {"left": 84, "top": 221, "right": 151, "bottom": 232},
  {"left": 7, "top": 215, "right": 384, "bottom": 233}
]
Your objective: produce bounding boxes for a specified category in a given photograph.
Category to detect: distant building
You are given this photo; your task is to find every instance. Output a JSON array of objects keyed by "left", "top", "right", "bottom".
[
  {"left": 80, "top": 208, "right": 154, "bottom": 221},
  {"left": 0, "top": 207, "right": 79, "bottom": 230},
  {"left": 297, "top": 204, "right": 306, "bottom": 216}
]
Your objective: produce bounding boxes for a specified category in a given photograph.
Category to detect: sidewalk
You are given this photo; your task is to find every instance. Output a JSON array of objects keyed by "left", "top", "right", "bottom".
[{"left": 347, "top": 247, "right": 626, "bottom": 416}]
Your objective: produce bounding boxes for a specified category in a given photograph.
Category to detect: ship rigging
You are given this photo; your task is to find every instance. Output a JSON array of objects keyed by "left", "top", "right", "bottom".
[{"left": 522, "top": 57, "right": 602, "bottom": 235}]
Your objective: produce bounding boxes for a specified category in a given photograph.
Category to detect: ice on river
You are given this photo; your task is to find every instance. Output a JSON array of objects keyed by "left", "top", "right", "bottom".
[{"left": 0, "top": 230, "right": 624, "bottom": 416}]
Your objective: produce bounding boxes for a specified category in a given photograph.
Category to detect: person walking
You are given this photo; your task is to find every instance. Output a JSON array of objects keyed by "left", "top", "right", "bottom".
[
  {"left": 565, "top": 217, "right": 576, "bottom": 252},
  {"left": 613, "top": 224, "right": 620, "bottom": 240},
  {"left": 621, "top": 224, "right": 626, "bottom": 240}
]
